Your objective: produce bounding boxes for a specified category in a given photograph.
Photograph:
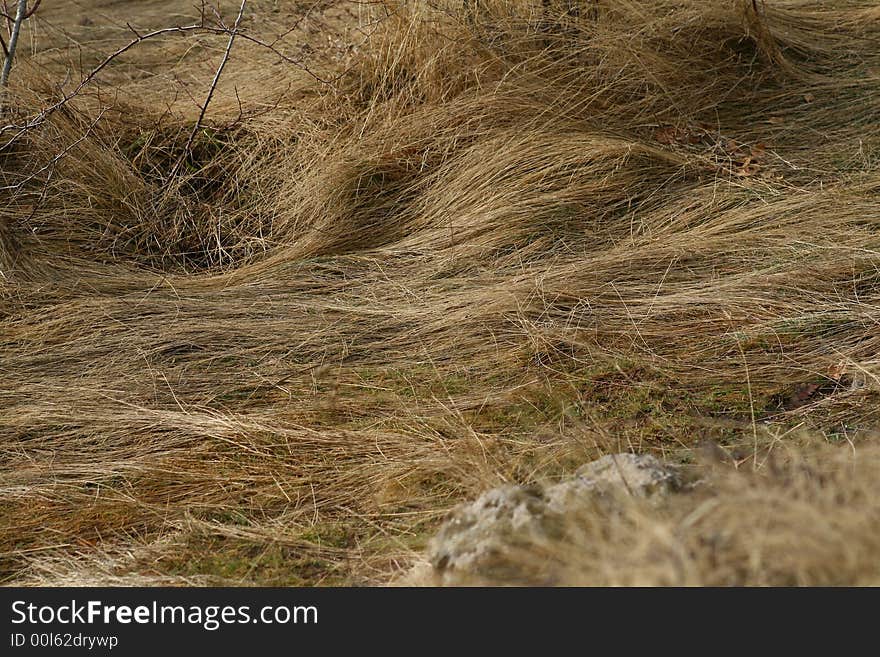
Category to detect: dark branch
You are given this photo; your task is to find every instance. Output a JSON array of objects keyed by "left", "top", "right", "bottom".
[{"left": 170, "top": 0, "right": 248, "bottom": 180}]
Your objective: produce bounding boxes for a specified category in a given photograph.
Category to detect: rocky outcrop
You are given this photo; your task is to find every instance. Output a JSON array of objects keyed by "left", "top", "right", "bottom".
[{"left": 426, "top": 453, "right": 684, "bottom": 585}]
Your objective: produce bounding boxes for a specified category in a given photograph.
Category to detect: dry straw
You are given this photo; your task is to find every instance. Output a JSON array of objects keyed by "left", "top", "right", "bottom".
[{"left": 2, "top": 0, "right": 880, "bottom": 585}]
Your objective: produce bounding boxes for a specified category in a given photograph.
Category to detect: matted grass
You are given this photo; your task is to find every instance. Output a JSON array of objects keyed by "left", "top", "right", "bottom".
[{"left": 2, "top": 0, "right": 880, "bottom": 585}]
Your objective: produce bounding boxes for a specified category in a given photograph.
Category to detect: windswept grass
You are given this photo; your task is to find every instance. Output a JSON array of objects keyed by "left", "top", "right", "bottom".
[{"left": 2, "top": 0, "right": 880, "bottom": 585}]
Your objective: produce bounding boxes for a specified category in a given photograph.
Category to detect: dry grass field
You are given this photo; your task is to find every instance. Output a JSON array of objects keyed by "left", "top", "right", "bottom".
[{"left": 2, "top": 0, "right": 880, "bottom": 586}]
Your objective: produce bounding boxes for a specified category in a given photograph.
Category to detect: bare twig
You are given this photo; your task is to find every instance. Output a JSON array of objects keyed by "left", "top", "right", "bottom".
[
  {"left": 170, "top": 0, "right": 247, "bottom": 180},
  {"left": 0, "top": 1, "right": 11, "bottom": 33},
  {"left": 22, "top": 0, "right": 38, "bottom": 19},
  {"left": 0, "top": 1, "right": 347, "bottom": 155},
  {"left": 0, "top": 0, "right": 37, "bottom": 21},
  {"left": 0, "top": 21, "right": 206, "bottom": 150},
  {"left": 0, "top": 106, "right": 108, "bottom": 193},
  {"left": 0, "top": 0, "right": 28, "bottom": 90}
]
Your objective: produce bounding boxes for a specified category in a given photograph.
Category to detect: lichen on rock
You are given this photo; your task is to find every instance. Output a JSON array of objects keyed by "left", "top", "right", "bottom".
[{"left": 427, "top": 453, "right": 683, "bottom": 585}]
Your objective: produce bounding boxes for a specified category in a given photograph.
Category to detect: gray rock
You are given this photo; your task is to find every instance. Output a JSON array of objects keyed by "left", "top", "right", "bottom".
[
  {"left": 575, "top": 453, "right": 681, "bottom": 496},
  {"left": 427, "top": 453, "right": 681, "bottom": 585}
]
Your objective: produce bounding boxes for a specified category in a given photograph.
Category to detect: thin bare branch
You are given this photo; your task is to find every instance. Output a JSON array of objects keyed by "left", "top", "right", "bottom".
[
  {"left": 0, "top": 105, "right": 107, "bottom": 193},
  {"left": 170, "top": 0, "right": 248, "bottom": 180},
  {"left": 0, "top": 20, "right": 205, "bottom": 149},
  {"left": 0, "top": 0, "right": 28, "bottom": 89},
  {"left": 23, "top": 0, "right": 40, "bottom": 20},
  {"left": 0, "top": 4, "right": 337, "bottom": 151},
  {"left": 0, "top": 1, "right": 10, "bottom": 31}
]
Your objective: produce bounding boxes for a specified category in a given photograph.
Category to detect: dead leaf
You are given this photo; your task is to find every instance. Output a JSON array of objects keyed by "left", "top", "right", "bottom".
[
  {"left": 827, "top": 361, "right": 847, "bottom": 381},
  {"left": 785, "top": 383, "right": 820, "bottom": 410},
  {"left": 735, "top": 157, "right": 759, "bottom": 176},
  {"left": 654, "top": 126, "right": 678, "bottom": 145},
  {"left": 803, "top": 93, "right": 816, "bottom": 103},
  {"left": 655, "top": 124, "right": 708, "bottom": 146}
]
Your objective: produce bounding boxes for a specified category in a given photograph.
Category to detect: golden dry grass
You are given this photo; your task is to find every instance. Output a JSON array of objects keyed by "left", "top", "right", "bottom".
[
  {"left": 2, "top": 0, "right": 880, "bottom": 586},
  {"left": 408, "top": 438, "right": 880, "bottom": 586}
]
